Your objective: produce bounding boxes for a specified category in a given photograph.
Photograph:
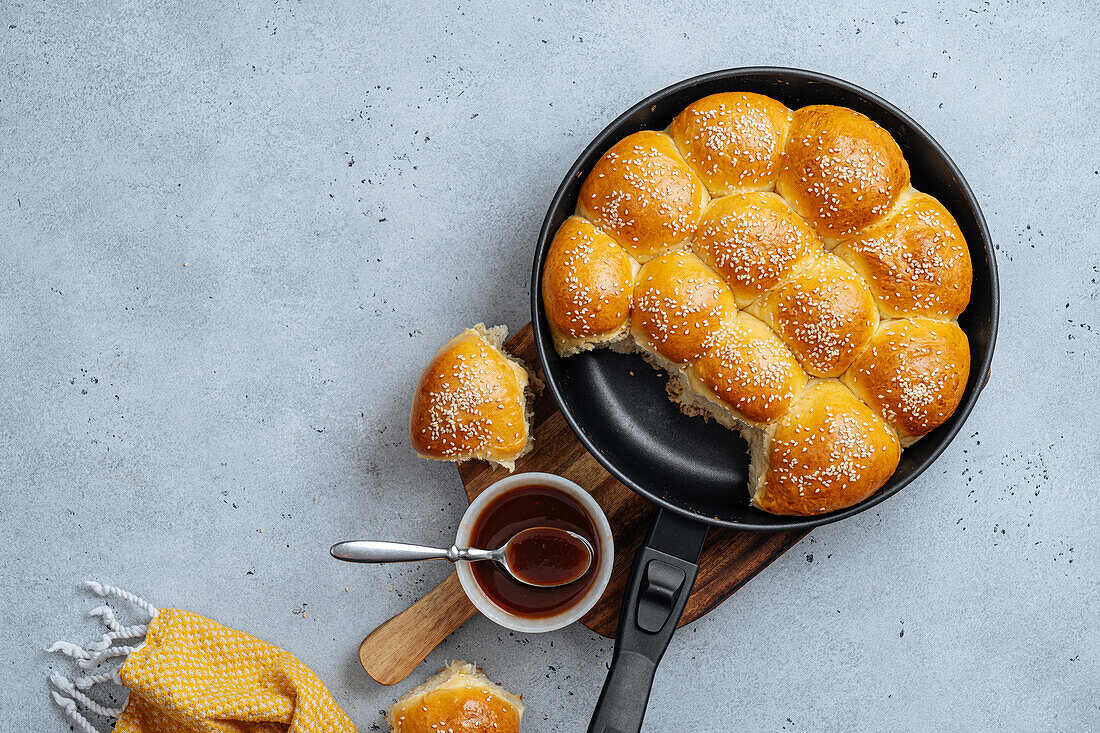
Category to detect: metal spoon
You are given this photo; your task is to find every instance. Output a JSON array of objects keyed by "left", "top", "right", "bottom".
[{"left": 330, "top": 526, "right": 594, "bottom": 588}]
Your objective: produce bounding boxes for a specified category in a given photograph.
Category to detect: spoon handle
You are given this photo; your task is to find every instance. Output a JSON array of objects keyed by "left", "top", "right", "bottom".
[{"left": 331, "top": 540, "right": 455, "bottom": 564}]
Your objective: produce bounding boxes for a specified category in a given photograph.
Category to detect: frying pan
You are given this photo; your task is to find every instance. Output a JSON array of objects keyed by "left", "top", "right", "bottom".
[{"left": 529, "top": 68, "right": 998, "bottom": 732}]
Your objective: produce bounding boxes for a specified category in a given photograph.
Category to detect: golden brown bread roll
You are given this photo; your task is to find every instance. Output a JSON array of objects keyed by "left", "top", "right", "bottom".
[
  {"left": 684, "top": 312, "right": 807, "bottom": 426},
  {"left": 834, "top": 191, "right": 973, "bottom": 318},
  {"left": 691, "top": 191, "right": 823, "bottom": 307},
  {"left": 542, "top": 215, "right": 637, "bottom": 355},
  {"left": 842, "top": 317, "right": 970, "bottom": 444},
  {"left": 747, "top": 253, "right": 878, "bottom": 378},
  {"left": 668, "top": 92, "right": 792, "bottom": 195},
  {"left": 630, "top": 250, "right": 736, "bottom": 364},
  {"left": 777, "top": 105, "right": 910, "bottom": 242},
  {"left": 539, "top": 92, "right": 974, "bottom": 516},
  {"left": 386, "top": 661, "right": 523, "bottom": 733},
  {"left": 578, "top": 130, "right": 708, "bottom": 261},
  {"left": 410, "top": 325, "right": 532, "bottom": 470},
  {"left": 750, "top": 380, "right": 901, "bottom": 515}
]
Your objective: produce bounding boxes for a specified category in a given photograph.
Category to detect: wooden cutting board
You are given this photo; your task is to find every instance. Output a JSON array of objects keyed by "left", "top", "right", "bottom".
[{"left": 359, "top": 323, "right": 810, "bottom": 685}]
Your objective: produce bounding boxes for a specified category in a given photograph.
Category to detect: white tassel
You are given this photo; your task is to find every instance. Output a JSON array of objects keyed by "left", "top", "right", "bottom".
[
  {"left": 77, "top": 643, "right": 142, "bottom": 670},
  {"left": 83, "top": 581, "right": 159, "bottom": 618},
  {"left": 72, "top": 670, "right": 119, "bottom": 691},
  {"left": 85, "top": 624, "right": 149, "bottom": 654},
  {"left": 87, "top": 605, "right": 121, "bottom": 632},
  {"left": 49, "top": 674, "right": 123, "bottom": 717},
  {"left": 47, "top": 582, "right": 157, "bottom": 732},
  {"left": 46, "top": 640, "right": 94, "bottom": 661},
  {"left": 50, "top": 690, "right": 101, "bottom": 733}
]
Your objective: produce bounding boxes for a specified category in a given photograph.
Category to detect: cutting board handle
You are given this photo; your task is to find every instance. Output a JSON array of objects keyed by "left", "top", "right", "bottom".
[{"left": 358, "top": 571, "right": 478, "bottom": 685}]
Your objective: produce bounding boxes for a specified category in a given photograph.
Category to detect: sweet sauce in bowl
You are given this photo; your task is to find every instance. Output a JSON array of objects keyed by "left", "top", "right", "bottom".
[
  {"left": 471, "top": 486, "right": 598, "bottom": 616},
  {"left": 456, "top": 472, "right": 614, "bottom": 632}
]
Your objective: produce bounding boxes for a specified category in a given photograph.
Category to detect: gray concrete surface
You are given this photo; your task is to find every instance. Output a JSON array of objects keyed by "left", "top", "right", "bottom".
[{"left": 1, "top": 1, "right": 1097, "bottom": 730}]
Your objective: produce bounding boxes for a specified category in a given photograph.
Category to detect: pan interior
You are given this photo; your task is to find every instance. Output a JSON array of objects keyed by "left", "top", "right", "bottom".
[
  {"left": 533, "top": 69, "right": 997, "bottom": 530},
  {"left": 552, "top": 347, "right": 750, "bottom": 520}
]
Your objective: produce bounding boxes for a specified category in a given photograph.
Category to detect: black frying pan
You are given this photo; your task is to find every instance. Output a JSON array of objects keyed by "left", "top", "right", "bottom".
[{"left": 530, "top": 68, "right": 998, "bottom": 732}]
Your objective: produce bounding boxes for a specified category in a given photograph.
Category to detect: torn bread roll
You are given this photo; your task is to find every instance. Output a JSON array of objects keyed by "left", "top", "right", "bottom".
[
  {"left": 542, "top": 215, "right": 637, "bottom": 356},
  {"left": 683, "top": 311, "right": 808, "bottom": 427},
  {"left": 410, "top": 325, "right": 534, "bottom": 471},
  {"left": 386, "top": 661, "right": 522, "bottom": 733}
]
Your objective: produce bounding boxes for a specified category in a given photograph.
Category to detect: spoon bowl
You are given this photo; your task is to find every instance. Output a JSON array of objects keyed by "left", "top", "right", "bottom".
[{"left": 500, "top": 526, "right": 594, "bottom": 588}]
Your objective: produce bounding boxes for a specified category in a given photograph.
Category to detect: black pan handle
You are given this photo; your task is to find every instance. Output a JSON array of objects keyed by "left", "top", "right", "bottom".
[{"left": 588, "top": 509, "right": 709, "bottom": 733}]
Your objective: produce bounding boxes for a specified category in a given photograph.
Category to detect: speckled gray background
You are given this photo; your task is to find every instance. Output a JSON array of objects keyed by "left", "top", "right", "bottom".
[{"left": 1, "top": 1, "right": 1097, "bottom": 731}]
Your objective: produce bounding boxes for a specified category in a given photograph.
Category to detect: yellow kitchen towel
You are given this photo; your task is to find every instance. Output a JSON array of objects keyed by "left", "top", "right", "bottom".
[{"left": 48, "top": 582, "right": 356, "bottom": 733}]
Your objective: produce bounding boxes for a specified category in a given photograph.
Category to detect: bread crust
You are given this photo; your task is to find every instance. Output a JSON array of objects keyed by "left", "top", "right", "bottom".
[
  {"left": 630, "top": 250, "right": 736, "bottom": 364},
  {"left": 753, "top": 380, "right": 901, "bottom": 515},
  {"left": 842, "top": 317, "right": 971, "bottom": 442},
  {"left": 578, "top": 130, "right": 708, "bottom": 261},
  {"left": 777, "top": 105, "right": 910, "bottom": 242},
  {"left": 687, "top": 312, "right": 807, "bottom": 425},
  {"left": 668, "top": 92, "right": 792, "bottom": 195},
  {"left": 386, "top": 660, "right": 523, "bottom": 733},
  {"left": 834, "top": 191, "right": 973, "bottom": 318},
  {"left": 692, "top": 191, "right": 822, "bottom": 307},
  {"left": 542, "top": 216, "right": 636, "bottom": 356},
  {"left": 747, "top": 253, "right": 879, "bottom": 378}
]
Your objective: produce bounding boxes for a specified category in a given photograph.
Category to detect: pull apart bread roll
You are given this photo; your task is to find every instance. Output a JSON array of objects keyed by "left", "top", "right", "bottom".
[
  {"left": 543, "top": 93, "right": 973, "bottom": 517},
  {"left": 387, "top": 660, "right": 522, "bottom": 733},
  {"left": 834, "top": 191, "right": 973, "bottom": 318},
  {"left": 751, "top": 380, "right": 901, "bottom": 515},
  {"left": 410, "top": 325, "right": 533, "bottom": 471},
  {"left": 668, "top": 92, "right": 792, "bottom": 195},
  {"left": 692, "top": 191, "right": 823, "bottom": 307},
  {"left": 682, "top": 312, "right": 807, "bottom": 427},
  {"left": 842, "top": 317, "right": 970, "bottom": 445},
  {"left": 578, "top": 130, "right": 708, "bottom": 262},
  {"left": 777, "top": 105, "right": 910, "bottom": 243},
  {"left": 630, "top": 250, "right": 736, "bottom": 365},
  {"left": 748, "top": 252, "right": 878, "bottom": 378},
  {"left": 542, "top": 216, "right": 637, "bottom": 356}
]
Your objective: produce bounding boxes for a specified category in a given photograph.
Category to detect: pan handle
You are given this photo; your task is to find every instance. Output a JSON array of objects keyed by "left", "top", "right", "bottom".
[{"left": 588, "top": 509, "right": 709, "bottom": 733}]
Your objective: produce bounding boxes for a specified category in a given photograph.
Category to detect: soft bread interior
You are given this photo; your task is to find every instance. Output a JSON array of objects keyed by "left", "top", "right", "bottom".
[
  {"left": 666, "top": 370, "right": 743, "bottom": 432},
  {"left": 744, "top": 422, "right": 771, "bottom": 506},
  {"left": 634, "top": 327, "right": 776, "bottom": 502},
  {"left": 549, "top": 320, "right": 633, "bottom": 357},
  {"left": 664, "top": 363, "right": 772, "bottom": 506},
  {"left": 475, "top": 324, "right": 541, "bottom": 470}
]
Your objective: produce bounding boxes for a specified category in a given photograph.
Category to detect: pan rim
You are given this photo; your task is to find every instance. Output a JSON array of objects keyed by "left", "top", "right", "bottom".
[{"left": 530, "top": 66, "right": 999, "bottom": 532}]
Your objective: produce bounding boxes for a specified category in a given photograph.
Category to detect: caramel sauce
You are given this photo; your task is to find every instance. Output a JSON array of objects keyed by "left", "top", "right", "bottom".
[
  {"left": 470, "top": 484, "right": 600, "bottom": 618},
  {"left": 505, "top": 527, "right": 591, "bottom": 587}
]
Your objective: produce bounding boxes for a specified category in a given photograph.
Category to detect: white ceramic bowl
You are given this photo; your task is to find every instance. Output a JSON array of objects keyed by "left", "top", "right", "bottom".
[{"left": 455, "top": 472, "right": 614, "bottom": 633}]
